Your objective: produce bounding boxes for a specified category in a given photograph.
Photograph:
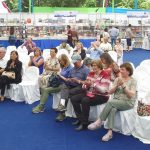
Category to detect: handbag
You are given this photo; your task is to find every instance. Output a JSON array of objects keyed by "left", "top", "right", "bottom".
[
  {"left": 137, "top": 101, "right": 150, "bottom": 116},
  {"left": 48, "top": 73, "right": 61, "bottom": 87},
  {"left": 2, "top": 71, "right": 16, "bottom": 79}
]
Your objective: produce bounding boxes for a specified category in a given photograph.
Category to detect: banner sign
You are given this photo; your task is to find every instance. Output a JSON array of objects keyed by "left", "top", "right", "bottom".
[
  {"left": 127, "top": 11, "right": 149, "bottom": 18},
  {"left": 54, "top": 11, "right": 78, "bottom": 17}
]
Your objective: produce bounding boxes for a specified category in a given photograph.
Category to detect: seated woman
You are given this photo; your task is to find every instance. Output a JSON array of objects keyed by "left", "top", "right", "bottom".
[
  {"left": 32, "top": 54, "right": 73, "bottom": 113},
  {"left": 0, "top": 51, "right": 22, "bottom": 101},
  {"left": 70, "top": 60, "right": 111, "bottom": 131},
  {"left": 73, "top": 42, "right": 86, "bottom": 60},
  {"left": 88, "top": 63, "right": 137, "bottom": 141},
  {"left": 38, "top": 48, "right": 60, "bottom": 88},
  {"left": 100, "top": 52, "right": 120, "bottom": 81},
  {"left": 100, "top": 37, "right": 112, "bottom": 53},
  {"left": 28, "top": 47, "right": 44, "bottom": 75},
  {"left": 114, "top": 38, "right": 123, "bottom": 65}
]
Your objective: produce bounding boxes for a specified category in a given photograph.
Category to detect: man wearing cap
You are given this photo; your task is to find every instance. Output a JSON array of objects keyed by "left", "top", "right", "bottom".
[
  {"left": 0, "top": 47, "right": 7, "bottom": 75},
  {"left": 56, "top": 54, "right": 90, "bottom": 122}
]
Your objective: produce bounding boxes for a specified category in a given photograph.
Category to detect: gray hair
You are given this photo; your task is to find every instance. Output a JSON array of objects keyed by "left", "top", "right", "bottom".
[{"left": 0, "top": 47, "right": 6, "bottom": 53}]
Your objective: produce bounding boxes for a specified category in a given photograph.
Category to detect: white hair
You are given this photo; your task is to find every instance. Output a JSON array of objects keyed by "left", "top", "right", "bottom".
[{"left": 0, "top": 47, "right": 6, "bottom": 53}]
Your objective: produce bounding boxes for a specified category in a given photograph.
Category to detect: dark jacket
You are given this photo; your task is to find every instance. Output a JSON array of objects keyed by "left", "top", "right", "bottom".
[{"left": 5, "top": 60, "right": 22, "bottom": 84}]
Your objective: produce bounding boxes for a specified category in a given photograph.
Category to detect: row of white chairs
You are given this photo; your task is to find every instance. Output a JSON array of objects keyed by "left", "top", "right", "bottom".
[
  {"left": 52, "top": 60, "right": 150, "bottom": 144},
  {"left": 5, "top": 66, "right": 40, "bottom": 104},
  {"left": 4, "top": 46, "right": 150, "bottom": 143}
]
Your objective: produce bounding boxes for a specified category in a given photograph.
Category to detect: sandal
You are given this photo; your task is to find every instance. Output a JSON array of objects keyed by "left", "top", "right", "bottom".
[
  {"left": 102, "top": 133, "right": 113, "bottom": 142},
  {"left": 88, "top": 119, "right": 101, "bottom": 130}
]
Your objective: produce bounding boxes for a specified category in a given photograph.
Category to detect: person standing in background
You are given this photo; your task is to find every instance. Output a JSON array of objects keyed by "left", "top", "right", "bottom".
[
  {"left": 125, "top": 24, "right": 134, "bottom": 51},
  {"left": 71, "top": 27, "right": 79, "bottom": 48},
  {"left": 103, "top": 28, "right": 110, "bottom": 41},
  {"left": 66, "top": 25, "right": 73, "bottom": 47},
  {"left": 108, "top": 26, "right": 119, "bottom": 48},
  {"left": 8, "top": 26, "right": 17, "bottom": 46}
]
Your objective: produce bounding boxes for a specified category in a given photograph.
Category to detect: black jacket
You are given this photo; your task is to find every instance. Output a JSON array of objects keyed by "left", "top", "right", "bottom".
[{"left": 5, "top": 60, "right": 22, "bottom": 84}]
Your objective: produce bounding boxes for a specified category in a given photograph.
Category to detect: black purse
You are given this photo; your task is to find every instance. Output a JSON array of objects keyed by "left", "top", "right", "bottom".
[{"left": 48, "top": 73, "right": 61, "bottom": 87}]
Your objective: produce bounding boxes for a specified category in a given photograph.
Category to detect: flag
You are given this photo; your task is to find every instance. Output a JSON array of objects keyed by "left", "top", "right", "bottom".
[{"left": 2, "top": 1, "right": 11, "bottom": 13}]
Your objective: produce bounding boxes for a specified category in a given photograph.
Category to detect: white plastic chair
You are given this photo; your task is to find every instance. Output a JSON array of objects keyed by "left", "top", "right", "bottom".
[
  {"left": 104, "top": 108, "right": 136, "bottom": 135},
  {"left": 7, "top": 46, "right": 17, "bottom": 53},
  {"left": 3, "top": 46, "right": 17, "bottom": 61},
  {"left": 57, "top": 49, "right": 71, "bottom": 61},
  {"left": 18, "top": 53, "right": 30, "bottom": 68},
  {"left": 6, "top": 66, "right": 40, "bottom": 104},
  {"left": 132, "top": 115, "right": 150, "bottom": 144},
  {"left": 140, "top": 59, "right": 150, "bottom": 67},
  {"left": 43, "top": 49, "right": 50, "bottom": 60},
  {"left": 17, "top": 46, "right": 28, "bottom": 55},
  {"left": 132, "top": 91, "right": 150, "bottom": 144},
  {"left": 52, "top": 92, "right": 106, "bottom": 120}
]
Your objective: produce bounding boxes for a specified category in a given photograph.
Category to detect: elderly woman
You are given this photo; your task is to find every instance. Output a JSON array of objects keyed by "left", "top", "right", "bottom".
[
  {"left": 88, "top": 63, "right": 137, "bottom": 141},
  {"left": 32, "top": 54, "right": 73, "bottom": 113},
  {"left": 28, "top": 47, "right": 44, "bottom": 74},
  {"left": 70, "top": 60, "right": 111, "bottom": 131},
  {"left": 0, "top": 51, "right": 22, "bottom": 101},
  {"left": 38, "top": 47, "right": 60, "bottom": 88}
]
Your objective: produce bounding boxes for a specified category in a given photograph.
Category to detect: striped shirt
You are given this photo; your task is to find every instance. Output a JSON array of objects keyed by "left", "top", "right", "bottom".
[{"left": 86, "top": 70, "right": 111, "bottom": 96}]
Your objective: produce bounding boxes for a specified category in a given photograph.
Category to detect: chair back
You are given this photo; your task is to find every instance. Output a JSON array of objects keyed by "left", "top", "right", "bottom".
[
  {"left": 43, "top": 49, "right": 50, "bottom": 60},
  {"left": 108, "top": 51, "right": 117, "bottom": 63},
  {"left": 17, "top": 46, "right": 28, "bottom": 55},
  {"left": 22, "top": 66, "right": 39, "bottom": 82},
  {"left": 57, "top": 49, "right": 70, "bottom": 57},
  {"left": 3, "top": 46, "right": 17, "bottom": 61}
]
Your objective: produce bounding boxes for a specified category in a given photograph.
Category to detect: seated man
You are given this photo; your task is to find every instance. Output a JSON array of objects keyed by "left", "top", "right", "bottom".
[
  {"left": 21, "top": 37, "right": 36, "bottom": 54},
  {"left": 0, "top": 47, "right": 7, "bottom": 75},
  {"left": 55, "top": 54, "right": 90, "bottom": 122},
  {"left": 86, "top": 41, "right": 103, "bottom": 60}
]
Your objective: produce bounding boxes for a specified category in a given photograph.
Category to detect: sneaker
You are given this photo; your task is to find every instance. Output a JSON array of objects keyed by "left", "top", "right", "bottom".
[
  {"left": 88, "top": 119, "right": 101, "bottom": 130},
  {"left": 32, "top": 104, "right": 45, "bottom": 113},
  {"left": 56, "top": 104, "right": 66, "bottom": 112},
  {"left": 55, "top": 113, "right": 66, "bottom": 122},
  {"left": 102, "top": 133, "right": 113, "bottom": 142}
]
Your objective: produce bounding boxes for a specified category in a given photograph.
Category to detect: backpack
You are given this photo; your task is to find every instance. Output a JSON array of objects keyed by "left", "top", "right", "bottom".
[{"left": 48, "top": 73, "right": 61, "bottom": 87}]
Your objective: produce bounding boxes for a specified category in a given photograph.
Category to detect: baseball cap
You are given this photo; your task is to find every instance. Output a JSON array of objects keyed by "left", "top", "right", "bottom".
[{"left": 71, "top": 54, "right": 82, "bottom": 64}]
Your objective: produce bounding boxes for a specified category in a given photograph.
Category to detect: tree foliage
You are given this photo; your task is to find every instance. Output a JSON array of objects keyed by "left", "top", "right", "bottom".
[{"left": 6, "top": 0, "right": 150, "bottom": 12}]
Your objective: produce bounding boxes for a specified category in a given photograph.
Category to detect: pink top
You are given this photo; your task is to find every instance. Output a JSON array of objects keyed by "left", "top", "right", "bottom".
[{"left": 85, "top": 69, "right": 111, "bottom": 97}]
